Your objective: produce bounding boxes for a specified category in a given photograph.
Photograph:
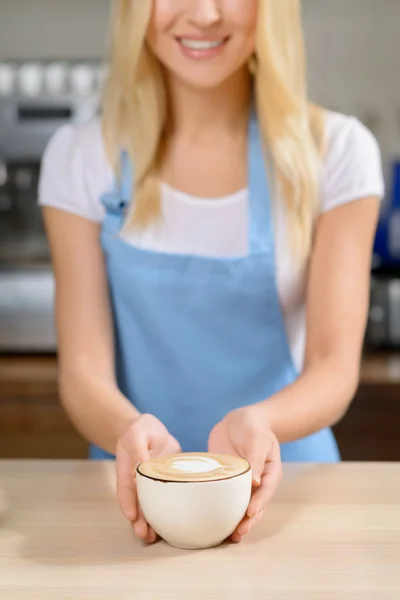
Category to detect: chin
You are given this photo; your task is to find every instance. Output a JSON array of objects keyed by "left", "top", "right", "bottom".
[
  {"left": 181, "top": 77, "right": 231, "bottom": 91},
  {"left": 174, "top": 68, "right": 245, "bottom": 92}
]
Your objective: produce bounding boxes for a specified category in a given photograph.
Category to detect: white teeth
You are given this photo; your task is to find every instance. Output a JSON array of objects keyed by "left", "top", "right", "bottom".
[{"left": 179, "top": 39, "right": 224, "bottom": 50}]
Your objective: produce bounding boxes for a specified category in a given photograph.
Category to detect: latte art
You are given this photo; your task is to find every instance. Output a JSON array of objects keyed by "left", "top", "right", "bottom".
[
  {"left": 172, "top": 456, "right": 224, "bottom": 474},
  {"left": 137, "top": 452, "right": 250, "bottom": 482}
]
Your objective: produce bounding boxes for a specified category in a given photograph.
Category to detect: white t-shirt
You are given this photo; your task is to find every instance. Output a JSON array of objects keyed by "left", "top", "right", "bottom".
[{"left": 38, "top": 111, "right": 385, "bottom": 372}]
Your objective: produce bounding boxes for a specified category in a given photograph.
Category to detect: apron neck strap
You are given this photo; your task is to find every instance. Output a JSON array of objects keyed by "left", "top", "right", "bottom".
[
  {"left": 100, "top": 150, "right": 132, "bottom": 217},
  {"left": 118, "top": 150, "right": 133, "bottom": 204},
  {"left": 247, "top": 110, "right": 275, "bottom": 254}
]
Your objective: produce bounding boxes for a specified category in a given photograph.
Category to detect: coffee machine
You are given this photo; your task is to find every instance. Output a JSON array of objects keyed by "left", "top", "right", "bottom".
[
  {"left": 367, "top": 158, "right": 400, "bottom": 349},
  {"left": 0, "top": 60, "right": 104, "bottom": 352}
]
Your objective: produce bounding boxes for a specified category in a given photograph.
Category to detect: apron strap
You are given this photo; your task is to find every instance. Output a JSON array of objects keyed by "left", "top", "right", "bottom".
[
  {"left": 119, "top": 150, "right": 134, "bottom": 205},
  {"left": 100, "top": 150, "right": 133, "bottom": 216},
  {"left": 247, "top": 112, "right": 275, "bottom": 255}
]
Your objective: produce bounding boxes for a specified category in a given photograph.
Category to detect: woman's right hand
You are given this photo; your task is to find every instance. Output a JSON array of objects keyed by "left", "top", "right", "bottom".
[{"left": 116, "top": 414, "right": 181, "bottom": 543}]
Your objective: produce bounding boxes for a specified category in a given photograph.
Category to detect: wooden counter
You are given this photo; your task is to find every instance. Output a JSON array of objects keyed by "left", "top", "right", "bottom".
[
  {"left": 0, "top": 461, "right": 399, "bottom": 599},
  {"left": 0, "top": 355, "right": 87, "bottom": 458},
  {"left": 360, "top": 351, "right": 400, "bottom": 384}
]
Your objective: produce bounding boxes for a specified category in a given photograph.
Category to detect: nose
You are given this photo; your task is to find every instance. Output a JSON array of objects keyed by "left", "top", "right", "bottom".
[{"left": 188, "top": 0, "right": 221, "bottom": 27}]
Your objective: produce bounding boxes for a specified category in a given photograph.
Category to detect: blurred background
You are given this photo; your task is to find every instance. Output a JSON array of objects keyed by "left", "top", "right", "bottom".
[{"left": 1, "top": 0, "right": 400, "bottom": 461}]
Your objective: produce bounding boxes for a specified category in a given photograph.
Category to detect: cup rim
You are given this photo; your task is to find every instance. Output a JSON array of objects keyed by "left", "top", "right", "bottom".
[{"left": 136, "top": 454, "right": 251, "bottom": 484}]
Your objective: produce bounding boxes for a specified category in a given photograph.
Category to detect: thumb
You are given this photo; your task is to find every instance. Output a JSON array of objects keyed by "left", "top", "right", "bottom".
[
  {"left": 134, "top": 414, "right": 170, "bottom": 458},
  {"left": 161, "top": 434, "right": 182, "bottom": 456}
]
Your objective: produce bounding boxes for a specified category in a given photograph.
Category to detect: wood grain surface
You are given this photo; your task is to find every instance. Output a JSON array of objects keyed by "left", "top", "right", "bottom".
[{"left": 0, "top": 461, "right": 399, "bottom": 599}]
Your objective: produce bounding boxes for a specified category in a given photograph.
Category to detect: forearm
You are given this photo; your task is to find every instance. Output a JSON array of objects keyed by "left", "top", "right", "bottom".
[
  {"left": 60, "top": 365, "right": 140, "bottom": 455},
  {"left": 260, "top": 356, "right": 359, "bottom": 443}
]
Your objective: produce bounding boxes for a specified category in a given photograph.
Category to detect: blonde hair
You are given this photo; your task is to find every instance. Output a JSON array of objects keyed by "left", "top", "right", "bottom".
[{"left": 103, "top": 0, "right": 325, "bottom": 260}]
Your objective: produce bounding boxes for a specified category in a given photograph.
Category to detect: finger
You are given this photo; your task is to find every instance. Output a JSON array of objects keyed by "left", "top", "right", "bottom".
[
  {"left": 146, "top": 527, "right": 158, "bottom": 544},
  {"left": 137, "top": 415, "right": 170, "bottom": 456},
  {"left": 247, "top": 439, "right": 282, "bottom": 518},
  {"left": 161, "top": 435, "right": 181, "bottom": 457},
  {"left": 133, "top": 504, "right": 149, "bottom": 540},
  {"left": 116, "top": 443, "right": 138, "bottom": 522},
  {"left": 231, "top": 531, "right": 243, "bottom": 544},
  {"left": 116, "top": 432, "right": 152, "bottom": 522},
  {"left": 134, "top": 507, "right": 158, "bottom": 544},
  {"left": 169, "top": 435, "right": 182, "bottom": 454},
  {"left": 236, "top": 509, "right": 265, "bottom": 537}
]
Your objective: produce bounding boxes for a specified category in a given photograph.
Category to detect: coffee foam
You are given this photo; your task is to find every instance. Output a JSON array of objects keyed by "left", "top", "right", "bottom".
[{"left": 137, "top": 452, "right": 250, "bottom": 482}]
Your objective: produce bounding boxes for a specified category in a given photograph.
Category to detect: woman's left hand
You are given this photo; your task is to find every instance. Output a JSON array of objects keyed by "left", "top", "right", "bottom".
[{"left": 208, "top": 404, "right": 282, "bottom": 543}]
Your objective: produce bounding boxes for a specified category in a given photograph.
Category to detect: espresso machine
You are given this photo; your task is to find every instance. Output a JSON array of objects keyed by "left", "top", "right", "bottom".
[
  {"left": 0, "top": 60, "right": 105, "bottom": 352},
  {"left": 366, "top": 157, "right": 400, "bottom": 349}
]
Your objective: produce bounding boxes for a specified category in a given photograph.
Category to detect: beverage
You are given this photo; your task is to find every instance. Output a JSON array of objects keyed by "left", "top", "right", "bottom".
[
  {"left": 136, "top": 452, "right": 252, "bottom": 550},
  {"left": 137, "top": 452, "right": 250, "bottom": 483}
]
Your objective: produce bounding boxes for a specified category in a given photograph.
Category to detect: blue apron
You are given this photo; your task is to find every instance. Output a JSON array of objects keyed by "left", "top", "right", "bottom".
[{"left": 91, "top": 111, "right": 340, "bottom": 463}]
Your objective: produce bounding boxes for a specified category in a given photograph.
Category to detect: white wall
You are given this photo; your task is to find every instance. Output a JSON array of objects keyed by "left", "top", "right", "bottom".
[
  {"left": 303, "top": 0, "right": 400, "bottom": 185},
  {"left": 1, "top": 0, "right": 399, "bottom": 185},
  {"left": 0, "top": 0, "right": 110, "bottom": 60}
]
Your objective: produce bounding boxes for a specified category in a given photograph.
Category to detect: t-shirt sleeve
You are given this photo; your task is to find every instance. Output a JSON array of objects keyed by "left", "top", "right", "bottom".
[
  {"left": 38, "top": 122, "right": 108, "bottom": 222},
  {"left": 320, "top": 113, "right": 385, "bottom": 213}
]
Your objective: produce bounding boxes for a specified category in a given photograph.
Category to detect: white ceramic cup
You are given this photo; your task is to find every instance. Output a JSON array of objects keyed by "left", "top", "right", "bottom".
[{"left": 136, "top": 453, "right": 252, "bottom": 550}]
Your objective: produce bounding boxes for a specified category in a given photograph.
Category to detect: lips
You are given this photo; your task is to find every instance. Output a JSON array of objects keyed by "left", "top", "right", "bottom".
[
  {"left": 178, "top": 38, "right": 226, "bottom": 51},
  {"left": 175, "top": 36, "right": 230, "bottom": 59}
]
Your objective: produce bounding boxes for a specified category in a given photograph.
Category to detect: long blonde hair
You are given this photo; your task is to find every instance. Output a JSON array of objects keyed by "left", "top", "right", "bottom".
[{"left": 102, "top": 0, "right": 325, "bottom": 260}]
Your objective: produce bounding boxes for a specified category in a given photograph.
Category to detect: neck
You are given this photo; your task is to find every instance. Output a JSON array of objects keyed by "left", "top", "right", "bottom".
[{"left": 165, "top": 68, "right": 253, "bottom": 139}]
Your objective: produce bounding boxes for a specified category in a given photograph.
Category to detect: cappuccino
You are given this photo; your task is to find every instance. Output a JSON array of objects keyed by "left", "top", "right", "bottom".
[
  {"left": 137, "top": 452, "right": 250, "bottom": 483},
  {"left": 136, "top": 452, "right": 252, "bottom": 549}
]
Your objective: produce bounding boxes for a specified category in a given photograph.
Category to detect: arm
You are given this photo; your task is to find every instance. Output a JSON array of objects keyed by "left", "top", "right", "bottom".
[
  {"left": 260, "top": 196, "right": 380, "bottom": 442},
  {"left": 208, "top": 197, "right": 379, "bottom": 542},
  {"left": 43, "top": 207, "right": 140, "bottom": 454},
  {"left": 45, "top": 207, "right": 181, "bottom": 538}
]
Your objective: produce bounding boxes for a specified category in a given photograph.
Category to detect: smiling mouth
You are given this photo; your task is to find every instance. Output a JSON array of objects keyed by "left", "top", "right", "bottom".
[{"left": 176, "top": 37, "right": 230, "bottom": 51}]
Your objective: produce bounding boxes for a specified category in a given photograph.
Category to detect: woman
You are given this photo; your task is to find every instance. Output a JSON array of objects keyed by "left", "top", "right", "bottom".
[{"left": 39, "top": 0, "right": 384, "bottom": 544}]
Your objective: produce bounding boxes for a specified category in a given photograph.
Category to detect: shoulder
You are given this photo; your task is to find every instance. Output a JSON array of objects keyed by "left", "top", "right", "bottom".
[
  {"left": 38, "top": 119, "right": 113, "bottom": 222},
  {"left": 320, "top": 110, "right": 385, "bottom": 213}
]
